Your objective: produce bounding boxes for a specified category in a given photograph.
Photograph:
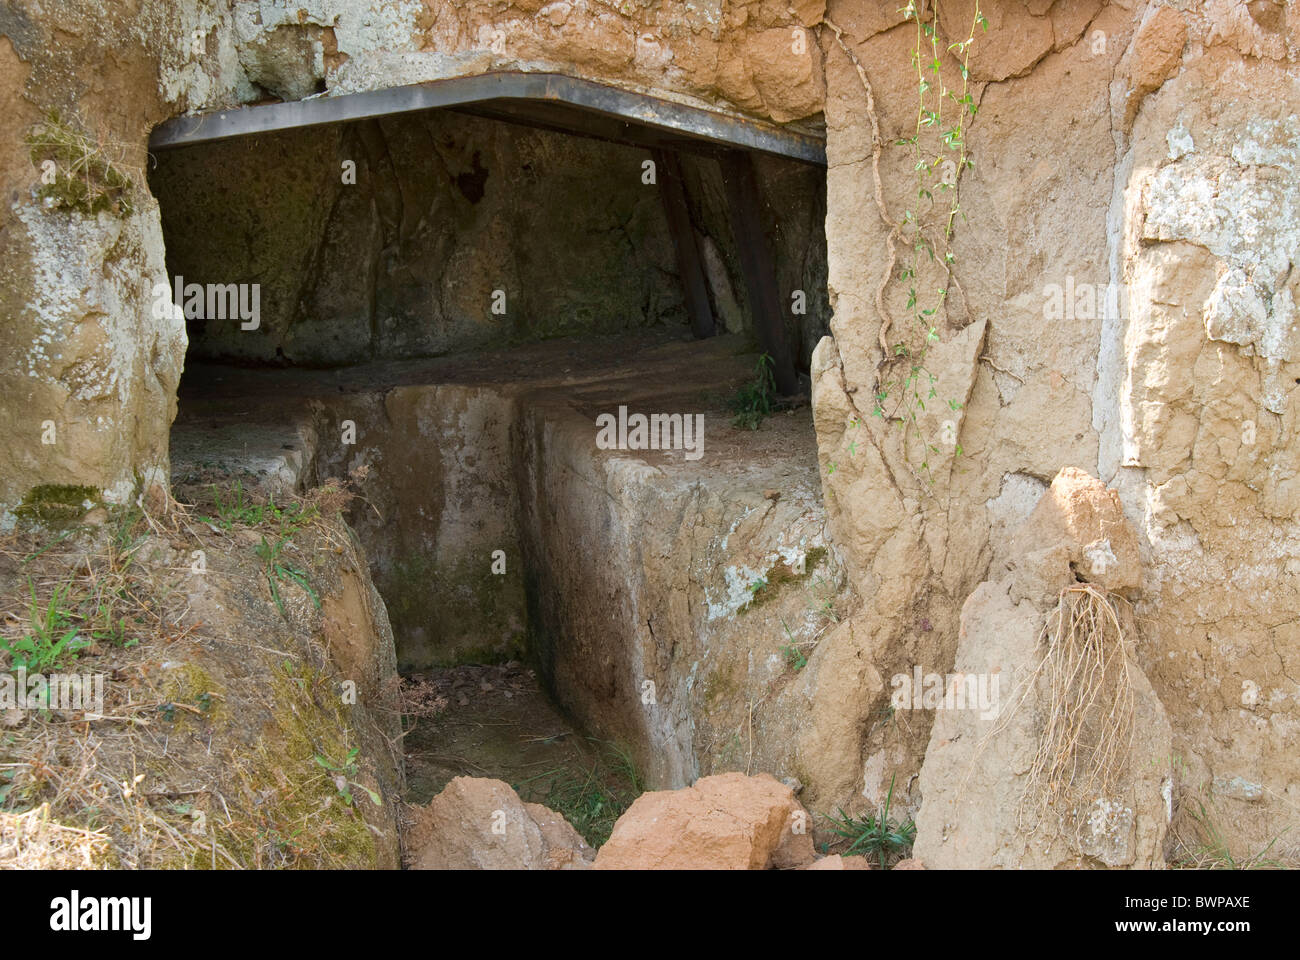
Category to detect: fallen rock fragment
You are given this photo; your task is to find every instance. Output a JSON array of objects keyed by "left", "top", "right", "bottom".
[
  {"left": 802, "top": 854, "right": 872, "bottom": 870},
  {"left": 594, "top": 772, "right": 808, "bottom": 870},
  {"left": 771, "top": 823, "right": 817, "bottom": 869},
  {"left": 405, "top": 776, "right": 594, "bottom": 870}
]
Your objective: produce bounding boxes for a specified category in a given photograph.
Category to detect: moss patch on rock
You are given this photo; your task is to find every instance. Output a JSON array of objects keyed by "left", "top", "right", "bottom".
[
  {"left": 224, "top": 662, "right": 386, "bottom": 869},
  {"left": 745, "top": 546, "right": 829, "bottom": 610},
  {"left": 13, "top": 484, "right": 100, "bottom": 525},
  {"left": 158, "top": 662, "right": 223, "bottom": 725}
]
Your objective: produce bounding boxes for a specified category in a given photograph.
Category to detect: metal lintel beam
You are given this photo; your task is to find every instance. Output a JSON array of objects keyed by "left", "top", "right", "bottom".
[
  {"left": 449, "top": 100, "right": 728, "bottom": 161},
  {"left": 148, "top": 71, "right": 826, "bottom": 167}
]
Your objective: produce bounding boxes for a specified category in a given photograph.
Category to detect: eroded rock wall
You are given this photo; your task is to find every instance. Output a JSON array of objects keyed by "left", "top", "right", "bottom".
[
  {"left": 915, "top": 469, "right": 1174, "bottom": 868},
  {"left": 1105, "top": 25, "right": 1300, "bottom": 853},
  {"left": 0, "top": 1, "right": 196, "bottom": 522},
  {"left": 213, "top": 0, "right": 826, "bottom": 123},
  {"left": 310, "top": 384, "right": 528, "bottom": 670},
  {"left": 806, "top": 0, "right": 1139, "bottom": 815},
  {"left": 812, "top": 0, "right": 1299, "bottom": 858}
]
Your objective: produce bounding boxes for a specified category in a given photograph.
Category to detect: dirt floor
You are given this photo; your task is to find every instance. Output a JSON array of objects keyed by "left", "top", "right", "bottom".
[{"left": 401, "top": 661, "right": 641, "bottom": 847}]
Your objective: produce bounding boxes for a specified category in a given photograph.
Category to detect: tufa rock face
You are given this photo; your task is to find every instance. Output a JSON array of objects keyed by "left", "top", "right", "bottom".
[
  {"left": 1117, "top": 4, "right": 1188, "bottom": 131},
  {"left": 1007, "top": 467, "right": 1144, "bottom": 605},
  {"left": 914, "top": 472, "right": 1174, "bottom": 869},
  {"left": 813, "top": 0, "right": 1300, "bottom": 860},
  {"left": 0, "top": 0, "right": 219, "bottom": 523},
  {"left": 405, "top": 777, "right": 594, "bottom": 870},
  {"left": 0, "top": 195, "right": 186, "bottom": 526},
  {"left": 800, "top": 0, "right": 1300, "bottom": 858},
  {"left": 593, "top": 773, "right": 809, "bottom": 870},
  {"left": 212, "top": 0, "right": 827, "bottom": 123},
  {"left": 1110, "top": 37, "right": 1300, "bottom": 860}
]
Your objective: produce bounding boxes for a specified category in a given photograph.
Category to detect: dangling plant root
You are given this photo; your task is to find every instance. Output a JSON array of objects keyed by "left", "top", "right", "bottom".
[
  {"left": 972, "top": 583, "right": 1138, "bottom": 841},
  {"left": 1019, "top": 584, "right": 1136, "bottom": 833}
]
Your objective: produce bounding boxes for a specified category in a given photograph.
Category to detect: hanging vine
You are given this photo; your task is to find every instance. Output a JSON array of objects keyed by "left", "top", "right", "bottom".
[{"left": 824, "top": 3, "right": 987, "bottom": 485}]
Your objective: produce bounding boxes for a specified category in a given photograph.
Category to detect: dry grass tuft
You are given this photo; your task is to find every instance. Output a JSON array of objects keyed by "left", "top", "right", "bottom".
[
  {"left": 0, "top": 803, "right": 112, "bottom": 869},
  {"left": 1169, "top": 797, "right": 1295, "bottom": 870},
  {"left": 25, "top": 109, "right": 135, "bottom": 217}
]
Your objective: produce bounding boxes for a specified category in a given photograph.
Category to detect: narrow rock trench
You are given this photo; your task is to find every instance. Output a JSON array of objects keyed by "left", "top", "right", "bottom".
[
  {"left": 169, "top": 331, "right": 849, "bottom": 840},
  {"left": 401, "top": 662, "right": 640, "bottom": 847}
]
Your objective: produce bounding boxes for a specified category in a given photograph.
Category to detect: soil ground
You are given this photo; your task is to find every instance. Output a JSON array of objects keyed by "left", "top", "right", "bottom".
[{"left": 401, "top": 662, "right": 641, "bottom": 846}]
